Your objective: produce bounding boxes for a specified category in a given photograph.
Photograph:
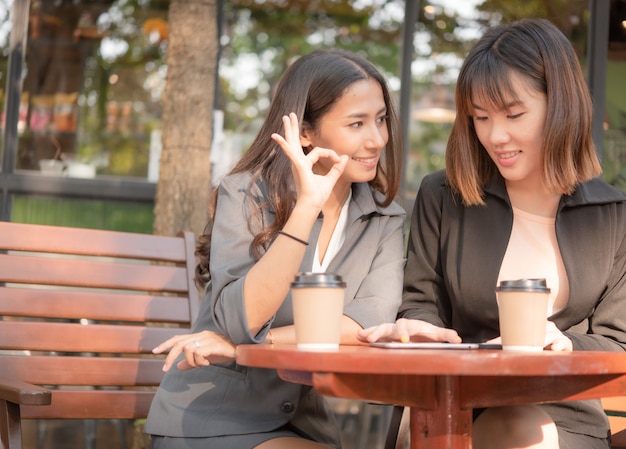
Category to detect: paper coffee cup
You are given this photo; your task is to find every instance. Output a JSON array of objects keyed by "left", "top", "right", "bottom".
[
  {"left": 496, "top": 278, "right": 550, "bottom": 352},
  {"left": 291, "top": 272, "right": 346, "bottom": 351}
]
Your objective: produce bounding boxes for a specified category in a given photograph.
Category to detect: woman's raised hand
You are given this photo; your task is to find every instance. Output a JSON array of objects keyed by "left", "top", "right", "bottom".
[{"left": 271, "top": 113, "right": 348, "bottom": 210}]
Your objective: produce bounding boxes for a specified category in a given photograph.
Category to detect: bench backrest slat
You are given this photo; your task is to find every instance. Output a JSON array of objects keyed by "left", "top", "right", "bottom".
[
  {"left": 0, "top": 254, "right": 191, "bottom": 292},
  {"left": 0, "top": 222, "right": 188, "bottom": 262},
  {"left": 0, "top": 321, "right": 183, "bottom": 354},
  {"left": 2, "top": 288, "right": 192, "bottom": 323},
  {"left": 0, "top": 356, "right": 165, "bottom": 386},
  {"left": 21, "top": 390, "right": 158, "bottom": 420}
]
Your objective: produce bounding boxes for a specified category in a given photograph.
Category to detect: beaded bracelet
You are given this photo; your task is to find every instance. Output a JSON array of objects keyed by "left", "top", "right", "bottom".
[{"left": 277, "top": 230, "right": 309, "bottom": 246}]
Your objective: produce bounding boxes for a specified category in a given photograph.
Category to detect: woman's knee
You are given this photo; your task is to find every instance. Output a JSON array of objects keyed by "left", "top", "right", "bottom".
[
  {"left": 472, "top": 405, "right": 559, "bottom": 449},
  {"left": 255, "top": 437, "right": 332, "bottom": 449}
]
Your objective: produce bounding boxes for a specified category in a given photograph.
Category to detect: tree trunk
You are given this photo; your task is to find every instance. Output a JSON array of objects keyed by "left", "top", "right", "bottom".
[{"left": 153, "top": 0, "right": 218, "bottom": 237}]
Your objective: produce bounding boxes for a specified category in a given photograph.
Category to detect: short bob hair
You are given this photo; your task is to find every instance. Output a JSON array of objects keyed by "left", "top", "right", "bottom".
[{"left": 445, "top": 18, "right": 602, "bottom": 206}]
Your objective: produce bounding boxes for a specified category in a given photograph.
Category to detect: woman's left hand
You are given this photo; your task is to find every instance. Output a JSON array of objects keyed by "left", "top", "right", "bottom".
[
  {"left": 544, "top": 320, "right": 573, "bottom": 351},
  {"left": 487, "top": 321, "right": 573, "bottom": 351},
  {"left": 152, "top": 330, "right": 237, "bottom": 372}
]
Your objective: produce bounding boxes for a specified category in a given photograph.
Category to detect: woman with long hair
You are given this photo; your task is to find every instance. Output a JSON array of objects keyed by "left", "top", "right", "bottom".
[{"left": 146, "top": 48, "right": 407, "bottom": 449}]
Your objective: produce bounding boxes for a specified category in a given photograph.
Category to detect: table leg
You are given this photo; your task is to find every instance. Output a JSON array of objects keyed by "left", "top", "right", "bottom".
[{"left": 409, "top": 376, "right": 472, "bottom": 449}]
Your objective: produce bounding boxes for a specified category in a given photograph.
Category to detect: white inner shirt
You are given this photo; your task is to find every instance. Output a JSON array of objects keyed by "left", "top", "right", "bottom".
[
  {"left": 497, "top": 206, "right": 569, "bottom": 316},
  {"left": 312, "top": 189, "right": 351, "bottom": 273}
]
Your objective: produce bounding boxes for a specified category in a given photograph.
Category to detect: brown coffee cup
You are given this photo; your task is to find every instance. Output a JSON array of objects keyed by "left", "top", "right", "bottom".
[
  {"left": 291, "top": 272, "right": 346, "bottom": 351},
  {"left": 495, "top": 278, "right": 551, "bottom": 351}
]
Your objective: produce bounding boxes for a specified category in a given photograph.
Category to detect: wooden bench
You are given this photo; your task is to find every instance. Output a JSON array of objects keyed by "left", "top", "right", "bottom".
[{"left": 0, "top": 221, "right": 200, "bottom": 449}]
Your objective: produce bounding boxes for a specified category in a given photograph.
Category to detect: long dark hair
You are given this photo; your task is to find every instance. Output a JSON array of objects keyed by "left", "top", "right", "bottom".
[{"left": 195, "top": 48, "right": 403, "bottom": 288}]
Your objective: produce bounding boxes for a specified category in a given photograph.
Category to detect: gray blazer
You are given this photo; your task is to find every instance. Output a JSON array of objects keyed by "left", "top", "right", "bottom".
[
  {"left": 146, "top": 171, "right": 406, "bottom": 441},
  {"left": 401, "top": 169, "right": 626, "bottom": 440}
]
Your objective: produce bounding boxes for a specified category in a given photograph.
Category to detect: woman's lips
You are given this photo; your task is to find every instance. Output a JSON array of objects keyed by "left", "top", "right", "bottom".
[
  {"left": 496, "top": 150, "right": 521, "bottom": 167},
  {"left": 352, "top": 156, "right": 378, "bottom": 168}
]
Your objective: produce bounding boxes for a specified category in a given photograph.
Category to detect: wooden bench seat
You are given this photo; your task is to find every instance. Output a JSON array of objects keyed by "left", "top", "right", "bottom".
[{"left": 0, "top": 221, "right": 200, "bottom": 449}]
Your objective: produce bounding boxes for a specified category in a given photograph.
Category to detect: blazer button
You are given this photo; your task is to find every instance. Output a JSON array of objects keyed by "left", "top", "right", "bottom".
[{"left": 281, "top": 401, "right": 295, "bottom": 413}]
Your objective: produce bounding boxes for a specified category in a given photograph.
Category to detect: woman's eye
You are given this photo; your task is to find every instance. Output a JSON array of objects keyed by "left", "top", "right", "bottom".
[
  {"left": 377, "top": 115, "right": 389, "bottom": 124},
  {"left": 508, "top": 113, "right": 524, "bottom": 119},
  {"left": 473, "top": 115, "right": 488, "bottom": 121},
  {"left": 349, "top": 121, "right": 363, "bottom": 128}
]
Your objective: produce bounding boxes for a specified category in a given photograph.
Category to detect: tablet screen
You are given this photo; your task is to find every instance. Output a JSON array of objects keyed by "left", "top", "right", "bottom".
[{"left": 369, "top": 342, "right": 497, "bottom": 349}]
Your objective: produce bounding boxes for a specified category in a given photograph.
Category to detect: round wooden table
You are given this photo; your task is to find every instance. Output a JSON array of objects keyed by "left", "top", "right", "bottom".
[{"left": 237, "top": 344, "right": 626, "bottom": 448}]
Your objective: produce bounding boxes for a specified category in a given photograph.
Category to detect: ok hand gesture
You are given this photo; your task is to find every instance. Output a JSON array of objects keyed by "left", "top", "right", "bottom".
[{"left": 271, "top": 113, "right": 348, "bottom": 211}]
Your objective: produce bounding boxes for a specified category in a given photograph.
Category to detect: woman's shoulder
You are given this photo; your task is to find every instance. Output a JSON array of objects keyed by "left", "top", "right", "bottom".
[
  {"left": 217, "top": 171, "right": 254, "bottom": 189},
  {"left": 420, "top": 169, "right": 448, "bottom": 187},
  {"left": 354, "top": 183, "right": 406, "bottom": 218},
  {"left": 569, "top": 177, "right": 626, "bottom": 207},
  {"left": 416, "top": 169, "right": 451, "bottom": 199},
  {"left": 216, "top": 171, "right": 268, "bottom": 197}
]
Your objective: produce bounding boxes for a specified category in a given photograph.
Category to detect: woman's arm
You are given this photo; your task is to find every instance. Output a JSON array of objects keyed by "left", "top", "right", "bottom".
[
  {"left": 243, "top": 114, "right": 348, "bottom": 335},
  {"left": 357, "top": 173, "right": 461, "bottom": 344},
  {"left": 400, "top": 172, "right": 451, "bottom": 326},
  {"left": 567, "top": 213, "right": 626, "bottom": 352},
  {"left": 208, "top": 114, "right": 349, "bottom": 344}
]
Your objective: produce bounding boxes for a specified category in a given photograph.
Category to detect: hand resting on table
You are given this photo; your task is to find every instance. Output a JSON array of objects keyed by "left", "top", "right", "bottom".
[
  {"left": 357, "top": 318, "right": 572, "bottom": 351},
  {"left": 357, "top": 317, "right": 462, "bottom": 344}
]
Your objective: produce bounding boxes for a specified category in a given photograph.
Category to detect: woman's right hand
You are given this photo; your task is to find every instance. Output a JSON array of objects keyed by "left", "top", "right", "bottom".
[
  {"left": 271, "top": 113, "right": 348, "bottom": 210},
  {"left": 357, "top": 318, "right": 462, "bottom": 344},
  {"left": 152, "top": 330, "right": 237, "bottom": 372}
]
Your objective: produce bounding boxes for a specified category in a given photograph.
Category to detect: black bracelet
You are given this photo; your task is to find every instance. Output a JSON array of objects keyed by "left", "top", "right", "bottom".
[{"left": 277, "top": 230, "right": 309, "bottom": 246}]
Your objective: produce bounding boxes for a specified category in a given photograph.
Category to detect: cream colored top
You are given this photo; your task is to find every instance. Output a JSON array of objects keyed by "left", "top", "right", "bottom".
[{"left": 497, "top": 206, "right": 569, "bottom": 316}]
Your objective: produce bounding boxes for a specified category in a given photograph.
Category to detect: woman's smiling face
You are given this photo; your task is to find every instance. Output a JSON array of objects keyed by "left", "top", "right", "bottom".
[
  {"left": 302, "top": 78, "right": 389, "bottom": 185},
  {"left": 471, "top": 73, "right": 548, "bottom": 190}
]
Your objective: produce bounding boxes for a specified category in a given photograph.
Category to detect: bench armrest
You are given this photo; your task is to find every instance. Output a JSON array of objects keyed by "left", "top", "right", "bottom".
[{"left": 0, "top": 378, "right": 51, "bottom": 406}]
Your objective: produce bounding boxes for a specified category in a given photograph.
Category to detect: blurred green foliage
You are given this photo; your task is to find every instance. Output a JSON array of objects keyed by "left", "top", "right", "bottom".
[{"left": 11, "top": 196, "right": 154, "bottom": 233}]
